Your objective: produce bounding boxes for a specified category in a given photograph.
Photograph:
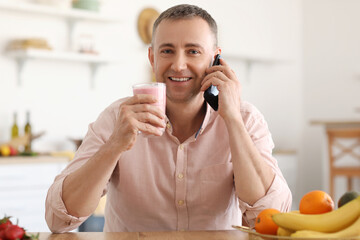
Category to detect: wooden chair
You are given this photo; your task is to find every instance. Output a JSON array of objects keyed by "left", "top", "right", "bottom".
[{"left": 327, "top": 128, "right": 360, "bottom": 199}]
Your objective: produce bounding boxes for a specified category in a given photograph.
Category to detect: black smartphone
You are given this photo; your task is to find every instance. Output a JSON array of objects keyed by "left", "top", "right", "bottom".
[{"left": 204, "top": 54, "right": 221, "bottom": 111}]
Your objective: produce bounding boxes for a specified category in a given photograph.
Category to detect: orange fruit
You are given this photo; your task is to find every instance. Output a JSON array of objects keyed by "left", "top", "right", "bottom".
[
  {"left": 254, "top": 208, "right": 280, "bottom": 235},
  {"left": 299, "top": 190, "right": 334, "bottom": 214}
]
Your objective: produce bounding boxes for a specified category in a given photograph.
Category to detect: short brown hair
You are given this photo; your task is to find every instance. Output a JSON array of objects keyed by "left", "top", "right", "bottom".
[{"left": 152, "top": 4, "right": 218, "bottom": 46}]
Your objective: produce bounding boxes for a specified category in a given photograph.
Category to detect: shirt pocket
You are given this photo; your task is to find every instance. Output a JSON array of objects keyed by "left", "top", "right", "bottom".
[{"left": 200, "top": 163, "right": 234, "bottom": 215}]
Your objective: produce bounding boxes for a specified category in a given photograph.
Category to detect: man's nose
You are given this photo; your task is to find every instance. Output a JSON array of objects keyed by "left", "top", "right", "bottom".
[{"left": 171, "top": 54, "right": 187, "bottom": 72}]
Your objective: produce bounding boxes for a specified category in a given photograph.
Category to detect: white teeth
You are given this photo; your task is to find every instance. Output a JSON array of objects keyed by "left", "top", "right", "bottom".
[{"left": 170, "top": 77, "right": 190, "bottom": 82}]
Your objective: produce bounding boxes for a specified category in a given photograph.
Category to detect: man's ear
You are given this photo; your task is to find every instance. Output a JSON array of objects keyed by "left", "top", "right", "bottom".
[
  {"left": 215, "top": 47, "right": 222, "bottom": 56},
  {"left": 148, "top": 46, "right": 155, "bottom": 69}
]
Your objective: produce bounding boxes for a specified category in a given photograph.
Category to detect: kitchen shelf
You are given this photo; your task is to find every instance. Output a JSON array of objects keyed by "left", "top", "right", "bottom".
[
  {"left": 7, "top": 49, "right": 119, "bottom": 88},
  {"left": 0, "top": 1, "right": 121, "bottom": 88},
  {"left": 0, "top": 1, "right": 121, "bottom": 49},
  {"left": 0, "top": 1, "right": 120, "bottom": 22}
]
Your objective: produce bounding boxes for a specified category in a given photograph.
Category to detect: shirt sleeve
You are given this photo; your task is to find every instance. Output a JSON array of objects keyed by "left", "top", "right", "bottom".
[
  {"left": 239, "top": 174, "right": 292, "bottom": 227},
  {"left": 238, "top": 102, "right": 293, "bottom": 227},
  {"left": 45, "top": 100, "right": 119, "bottom": 233},
  {"left": 45, "top": 174, "right": 90, "bottom": 233}
]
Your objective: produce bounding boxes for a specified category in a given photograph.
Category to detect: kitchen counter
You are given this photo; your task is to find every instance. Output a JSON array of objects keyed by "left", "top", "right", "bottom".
[
  {"left": 0, "top": 154, "right": 71, "bottom": 165},
  {"left": 310, "top": 119, "right": 360, "bottom": 128},
  {"left": 32, "top": 230, "right": 247, "bottom": 240}
]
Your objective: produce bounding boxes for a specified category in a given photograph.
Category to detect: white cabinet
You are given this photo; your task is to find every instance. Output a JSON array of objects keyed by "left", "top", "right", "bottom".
[{"left": 0, "top": 156, "right": 69, "bottom": 232}]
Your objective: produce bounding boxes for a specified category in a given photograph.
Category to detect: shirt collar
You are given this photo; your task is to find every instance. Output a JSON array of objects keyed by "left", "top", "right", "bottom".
[
  {"left": 165, "top": 102, "right": 215, "bottom": 140},
  {"left": 195, "top": 102, "right": 214, "bottom": 139}
]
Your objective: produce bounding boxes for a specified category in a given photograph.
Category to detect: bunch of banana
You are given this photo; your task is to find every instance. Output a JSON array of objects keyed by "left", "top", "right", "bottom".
[
  {"left": 291, "top": 216, "right": 360, "bottom": 238},
  {"left": 277, "top": 227, "right": 294, "bottom": 236},
  {"left": 272, "top": 196, "right": 360, "bottom": 238}
]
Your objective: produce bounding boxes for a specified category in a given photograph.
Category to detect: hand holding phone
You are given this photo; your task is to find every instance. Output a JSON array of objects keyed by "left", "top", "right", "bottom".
[{"left": 204, "top": 54, "right": 221, "bottom": 111}]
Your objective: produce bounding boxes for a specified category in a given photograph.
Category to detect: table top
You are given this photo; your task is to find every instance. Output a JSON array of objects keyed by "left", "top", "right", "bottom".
[{"left": 33, "top": 230, "right": 247, "bottom": 240}]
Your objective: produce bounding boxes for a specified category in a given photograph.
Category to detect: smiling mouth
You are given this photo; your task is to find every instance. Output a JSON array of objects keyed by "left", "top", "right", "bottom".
[{"left": 169, "top": 77, "right": 192, "bottom": 82}]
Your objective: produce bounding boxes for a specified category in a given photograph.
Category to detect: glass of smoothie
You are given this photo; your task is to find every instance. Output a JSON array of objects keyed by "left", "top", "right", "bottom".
[{"left": 132, "top": 82, "right": 166, "bottom": 136}]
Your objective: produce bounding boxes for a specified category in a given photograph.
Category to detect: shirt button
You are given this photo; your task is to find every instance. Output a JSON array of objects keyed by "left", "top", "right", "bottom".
[
  {"left": 177, "top": 173, "right": 184, "bottom": 179},
  {"left": 178, "top": 200, "right": 184, "bottom": 206},
  {"left": 179, "top": 144, "right": 184, "bottom": 150}
]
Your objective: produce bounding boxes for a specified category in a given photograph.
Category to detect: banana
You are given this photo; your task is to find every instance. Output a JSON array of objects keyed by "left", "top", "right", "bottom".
[
  {"left": 277, "top": 227, "right": 294, "bottom": 236},
  {"left": 272, "top": 196, "right": 360, "bottom": 232},
  {"left": 291, "top": 216, "right": 360, "bottom": 238},
  {"left": 276, "top": 211, "right": 298, "bottom": 236}
]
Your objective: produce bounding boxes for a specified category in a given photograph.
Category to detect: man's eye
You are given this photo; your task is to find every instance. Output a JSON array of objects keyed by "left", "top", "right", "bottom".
[
  {"left": 161, "top": 49, "right": 173, "bottom": 54},
  {"left": 189, "top": 50, "right": 199, "bottom": 54}
]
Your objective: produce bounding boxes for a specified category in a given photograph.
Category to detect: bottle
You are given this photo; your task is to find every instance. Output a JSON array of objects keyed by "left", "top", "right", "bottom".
[
  {"left": 24, "top": 111, "right": 32, "bottom": 153},
  {"left": 11, "top": 112, "right": 19, "bottom": 139}
]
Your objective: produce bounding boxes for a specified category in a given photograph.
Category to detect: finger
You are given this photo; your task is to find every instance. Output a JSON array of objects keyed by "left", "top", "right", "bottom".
[
  {"left": 201, "top": 70, "right": 227, "bottom": 86},
  {"left": 135, "top": 112, "right": 166, "bottom": 128},
  {"left": 132, "top": 104, "right": 166, "bottom": 119},
  {"left": 206, "top": 64, "right": 235, "bottom": 79},
  {"left": 206, "top": 65, "right": 222, "bottom": 74},
  {"left": 208, "top": 57, "right": 230, "bottom": 70},
  {"left": 219, "top": 57, "right": 229, "bottom": 66},
  {"left": 126, "top": 94, "right": 158, "bottom": 105},
  {"left": 137, "top": 122, "right": 164, "bottom": 136},
  {"left": 200, "top": 77, "right": 225, "bottom": 92}
]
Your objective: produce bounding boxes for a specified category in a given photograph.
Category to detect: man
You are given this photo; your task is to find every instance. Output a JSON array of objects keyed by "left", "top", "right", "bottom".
[{"left": 45, "top": 4, "right": 292, "bottom": 233}]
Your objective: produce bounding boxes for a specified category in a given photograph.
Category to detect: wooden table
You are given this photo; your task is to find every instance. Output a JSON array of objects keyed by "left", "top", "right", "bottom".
[{"left": 33, "top": 230, "right": 247, "bottom": 240}]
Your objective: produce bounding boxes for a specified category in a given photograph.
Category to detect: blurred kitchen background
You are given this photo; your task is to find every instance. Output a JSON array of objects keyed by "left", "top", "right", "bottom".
[{"left": 0, "top": 0, "right": 359, "bottom": 232}]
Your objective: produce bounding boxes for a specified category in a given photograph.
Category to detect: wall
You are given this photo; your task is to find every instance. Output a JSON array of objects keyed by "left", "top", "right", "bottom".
[
  {"left": 0, "top": 0, "right": 303, "bottom": 149},
  {"left": 0, "top": 0, "right": 302, "bottom": 216},
  {"left": 301, "top": 0, "right": 360, "bottom": 201},
  {"left": 0, "top": 0, "right": 149, "bottom": 150}
]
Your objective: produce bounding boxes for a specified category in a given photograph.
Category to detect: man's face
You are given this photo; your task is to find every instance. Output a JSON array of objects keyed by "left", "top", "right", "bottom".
[{"left": 149, "top": 17, "right": 220, "bottom": 105}]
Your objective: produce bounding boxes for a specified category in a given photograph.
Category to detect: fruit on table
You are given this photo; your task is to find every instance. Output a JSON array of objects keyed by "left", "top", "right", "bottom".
[
  {"left": 275, "top": 210, "right": 299, "bottom": 236},
  {"left": 338, "top": 191, "right": 360, "bottom": 208},
  {"left": 8, "top": 146, "right": 18, "bottom": 156},
  {"left": 255, "top": 208, "right": 280, "bottom": 235},
  {"left": 0, "top": 218, "right": 12, "bottom": 230},
  {"left": 4, "top": 225, "right": 25, "bottom": 240},
  {"left": 0, "top": 145, "right": 18, "bottom": 157},
  {"left": 299, "top": 190, "right": 334, "bottom": 214},
  {"left": 0, "top": 216, "right": 38, "bottom": 240},
  {"left": 272, "top": 196, "right": 360, "bottom": 232},
  {"left": 277, "top": 227, "right": 294, "bottom": 236},
  {"left": 0, "top": 145, "right": 10, "bottom": 156},
  {"left": 291, "top": 214, "right": 360, "bottom": 238}
]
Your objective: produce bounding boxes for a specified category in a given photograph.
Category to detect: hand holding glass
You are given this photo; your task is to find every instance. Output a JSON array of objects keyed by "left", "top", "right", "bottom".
[{"left": 132, "top": 83, "right": 166, "bottom": 136}]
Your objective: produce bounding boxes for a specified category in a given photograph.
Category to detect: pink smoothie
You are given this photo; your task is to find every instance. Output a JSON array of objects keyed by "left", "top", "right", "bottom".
[{"left": 133, "top": 83, "right": 166, "bottom": 114}]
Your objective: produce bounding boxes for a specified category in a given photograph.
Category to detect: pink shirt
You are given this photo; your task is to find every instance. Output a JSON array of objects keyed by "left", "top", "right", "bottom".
[{"left": 45, "top": 99, "right": 292, "bottom": 233}]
